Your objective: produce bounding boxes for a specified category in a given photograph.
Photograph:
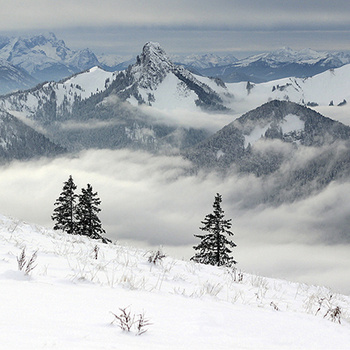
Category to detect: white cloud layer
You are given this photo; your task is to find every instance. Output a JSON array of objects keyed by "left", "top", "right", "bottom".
[{"left": 0, "top": 149, "right": 349, "bottom": 293}]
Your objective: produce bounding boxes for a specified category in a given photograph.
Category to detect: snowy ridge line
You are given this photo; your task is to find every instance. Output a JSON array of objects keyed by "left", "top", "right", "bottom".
[{"left": 0, "top": 66, "right": 115, "bottom": 117}]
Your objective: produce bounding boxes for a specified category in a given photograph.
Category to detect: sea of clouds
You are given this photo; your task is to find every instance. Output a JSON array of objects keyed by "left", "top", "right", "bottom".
[{"left": 0, "top": 148, "right": 349, "bottom": 293}]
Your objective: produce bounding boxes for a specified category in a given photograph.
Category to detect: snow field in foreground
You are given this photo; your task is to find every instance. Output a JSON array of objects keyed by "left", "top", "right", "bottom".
[{"left": 1, "top": 213, "right": 350, "bottom": 349}]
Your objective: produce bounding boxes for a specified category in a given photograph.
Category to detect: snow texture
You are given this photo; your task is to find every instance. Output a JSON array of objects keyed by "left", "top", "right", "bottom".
[{"left": 0, "top": 213, "right": 350, "bottom": 349}]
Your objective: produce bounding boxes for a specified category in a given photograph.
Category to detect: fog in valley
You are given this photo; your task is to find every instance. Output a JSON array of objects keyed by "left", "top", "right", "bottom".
[{"left": 0, "top": 146, "right": 349, "bottom": 294}]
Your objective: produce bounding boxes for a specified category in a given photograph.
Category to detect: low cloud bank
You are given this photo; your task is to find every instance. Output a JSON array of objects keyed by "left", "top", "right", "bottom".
[{"left": 0, "top": 149, "right": 349, "bottom": 293}]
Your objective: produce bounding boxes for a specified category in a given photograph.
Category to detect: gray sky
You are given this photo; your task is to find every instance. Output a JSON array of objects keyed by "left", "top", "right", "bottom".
[{"left": 1, "top": 0, "right": 350, "bottom": 56}]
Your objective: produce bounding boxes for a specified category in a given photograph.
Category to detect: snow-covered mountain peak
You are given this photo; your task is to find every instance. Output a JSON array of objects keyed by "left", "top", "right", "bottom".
[
  {"left": 132, "top": 42, "right": 173, "bottom": 89},
  {"left": 239, "top": 47, "right": 329, "bottom": 68},
  {"left": 0, "top": 32, "right": 99, "bottom": 83},
  {"left": 140, "top": 42, "right": 172, "bottom": 68}
]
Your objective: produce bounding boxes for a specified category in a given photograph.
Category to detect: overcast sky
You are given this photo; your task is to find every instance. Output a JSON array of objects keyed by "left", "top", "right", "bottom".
[{"left": 1, "top": 0, "right": 350, "bottom": 57}]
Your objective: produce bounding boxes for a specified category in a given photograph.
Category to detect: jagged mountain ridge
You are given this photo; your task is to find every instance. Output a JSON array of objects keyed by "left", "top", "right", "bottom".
[
  {"left": 185, "top": 100, "right": 350, "bottom": 202},
  {"left": 1, "top": 40, "right": 350, "bottom": 186},
  {"left": 0, "top": 32, "right": 99, "bottom": 85},
  {"left": 0, "top": 42, "right": 228, "bottom": 121},
  {"left": 0, "top": 43, "right": 221, "bottom": 153},
  {"left": 113, "top": 42, "right": 228, "bottom": 111}
]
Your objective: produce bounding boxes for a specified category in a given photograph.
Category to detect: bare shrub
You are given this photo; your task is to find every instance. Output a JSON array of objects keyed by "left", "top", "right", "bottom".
[
  {"left": 148, "top": 250, "right": 166, "bottom": 264},
  {"left": 203, "top": 282, "right": 223, "bottom": 297},
  {"left": 135, "top": 312, "right": 152, "bottom": 336},
  {"left": 111, "top": 307, "right": 134, "bottom": 332},
  {"left": 324, "top": 306, "right": 342, "bottom": 324},
  {"left": 17, "top": 247, "right": 26, "bottom": 271},
  {"left": 17, "top": 248, "right": 38, "bottom": 275},
  {"left": 111, "top": 307, "right": 151, "bottom": 335},
  {"left": 93, "top": 245, "right": 99, "bottom": 260},
  {"left": 306, "top": 292, "right": 342, "bottom": 323},
  {"left": 226, "top": 266, "right": 244, "bottom": 283},
  {"left": 270, "top": 301, "right": 279, "bottom": 311}
]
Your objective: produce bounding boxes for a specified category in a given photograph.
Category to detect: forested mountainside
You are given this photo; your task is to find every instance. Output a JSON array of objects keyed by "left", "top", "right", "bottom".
[
  {"left": 185, "top": 100, "right": 350, "bottom": 202},
  {"left": 0, "top": 109, "right": 65, "bottom": 161}
]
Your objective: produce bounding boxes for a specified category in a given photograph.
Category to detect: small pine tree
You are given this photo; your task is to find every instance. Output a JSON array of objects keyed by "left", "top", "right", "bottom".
[
  {"left": 76, "top": 184, "right": 106, "bottom": 240},
  {"left": 52, "top": 175, "right": 78, "bottom": 234},
  {"left": 191, "top": 193, "right": 237, "bottom": 266}
]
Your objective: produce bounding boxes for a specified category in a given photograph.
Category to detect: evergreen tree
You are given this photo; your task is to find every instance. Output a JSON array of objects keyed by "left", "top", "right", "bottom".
[
  {"left": 191, "top": 193, "right": 237, "bottom": 266},
  {"left": 52, "top": 175, "right": 78, "bottom": 234},
  {"left": 76, "top": 184, "right": 106, "bottom": 241}
]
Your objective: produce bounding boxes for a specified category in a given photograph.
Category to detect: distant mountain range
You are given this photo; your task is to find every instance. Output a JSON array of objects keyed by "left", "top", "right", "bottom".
[
  {"left": 0, "top": 32, "right": 99, "bottom": 83},
  {"left": 1, "top": 32, "right": 350, "bottom": 96},
  {"left": 199, "top": 47, "right": 350, "bottom": 83},
  {"left": 0, "top": 41, "right": 350, "bottom": 205},
  {"left": 171, "top": 53, "right": 238, "bottom": 71}
]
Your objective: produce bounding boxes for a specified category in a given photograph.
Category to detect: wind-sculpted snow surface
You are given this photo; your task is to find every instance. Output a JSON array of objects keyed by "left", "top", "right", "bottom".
[{"left": 1, "top": 213, "right": 350, "bottom": 349}]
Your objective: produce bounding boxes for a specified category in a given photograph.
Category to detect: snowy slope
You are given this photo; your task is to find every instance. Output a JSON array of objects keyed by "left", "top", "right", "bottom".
[
  {"left": 195, "top": 64, "right": 350, "bottom": 116},
  {"left": 0, "top": 67, "right": 115, "bottom": 118},
  {"left": 1, "top": 213, "right": 350, "bottom": 349}
]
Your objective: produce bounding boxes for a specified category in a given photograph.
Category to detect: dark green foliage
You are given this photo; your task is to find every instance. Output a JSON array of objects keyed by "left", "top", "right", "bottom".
[
  {"left": 191, "top": 193, "right": 236, "bottom": 266},
  {"left": 52, "top": 175, "right": 78, "bottom": 234},
  {"left": 52, "top": 177, "right": 110, "bottom": 243},
  {"left": 76, "top": 184, "right": 106, "bottom": 241}
]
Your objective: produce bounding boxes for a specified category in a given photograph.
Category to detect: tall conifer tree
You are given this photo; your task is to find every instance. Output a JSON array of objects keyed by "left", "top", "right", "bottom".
[
  {"left": 52, "top": 175, "right": 77, "bottom": 234},
  {"left": 76, "top": 184, "right": 106, "bottom": 240},
  {"left": 191, "top": 193, "right": 237, "bottom": 266}
]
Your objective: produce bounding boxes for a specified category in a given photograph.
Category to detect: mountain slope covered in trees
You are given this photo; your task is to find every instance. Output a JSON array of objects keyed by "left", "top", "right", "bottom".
[
  {"left": 0, "top": 109, "right": 64, "bottom": 161},
  {"left": 185, "top": 100, "right": 350, "bottom": 202}
]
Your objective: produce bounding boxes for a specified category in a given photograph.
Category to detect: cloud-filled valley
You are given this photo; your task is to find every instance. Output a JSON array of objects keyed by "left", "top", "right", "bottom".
[
  {"left": 0, "top": 39, "right": 349, "bottom": 296},
  {"left": 0, "top": 148, "right": 349, "bottom": 293}
]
